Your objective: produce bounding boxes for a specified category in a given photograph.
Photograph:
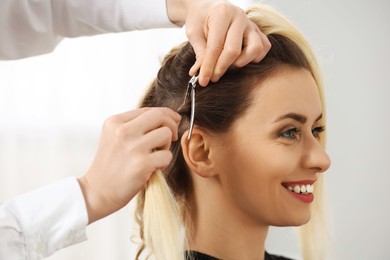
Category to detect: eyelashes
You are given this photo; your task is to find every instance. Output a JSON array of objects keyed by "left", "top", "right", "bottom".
[
  {"left": 312, "top": 126, "right": 326, "bottom": 138},
  {"left": 280, "top": 128, "right": 301, "bottom": 140},
  {"left": 280, "top": 126, "right": 326, "bottom": 141}
]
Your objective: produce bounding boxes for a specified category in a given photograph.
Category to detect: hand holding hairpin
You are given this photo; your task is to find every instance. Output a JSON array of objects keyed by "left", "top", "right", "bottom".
[{"left": 183, "top": 74, "right": 199, "bottom": 141}]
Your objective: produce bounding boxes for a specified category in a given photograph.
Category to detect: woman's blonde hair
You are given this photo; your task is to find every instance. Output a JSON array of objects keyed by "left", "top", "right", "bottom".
[{"left": 134, "top": 4, "right": 329, "bottom": 260}]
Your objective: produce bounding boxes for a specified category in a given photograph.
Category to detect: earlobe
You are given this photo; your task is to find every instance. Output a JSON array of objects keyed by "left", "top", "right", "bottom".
[{"left": 181, "top": 129, "right": 216, "bottom": 178}]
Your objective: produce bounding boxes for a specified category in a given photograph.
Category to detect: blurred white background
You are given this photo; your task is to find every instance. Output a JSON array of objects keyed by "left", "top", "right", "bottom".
[{"left": 0, "top": 0, "right": 389, "bottom": 259}]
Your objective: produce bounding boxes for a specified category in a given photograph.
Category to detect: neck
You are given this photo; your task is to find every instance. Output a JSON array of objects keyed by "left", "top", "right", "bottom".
[{"left": 188, "top": 176, "right": 269, "bottom": 260}]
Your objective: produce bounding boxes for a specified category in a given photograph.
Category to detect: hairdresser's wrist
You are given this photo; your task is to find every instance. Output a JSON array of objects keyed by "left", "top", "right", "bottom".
[
  {"left": 166, "top": 0, "right": 219, "bottom": 25},
  {"left": 77, "top": 176, "right": 120, "bottom": 224},
  {"left": 167, "top": 0, "right": 231, "bottom": 26},
  {"left": 166, "top": 0, "right": 188, "bottom": 26}
]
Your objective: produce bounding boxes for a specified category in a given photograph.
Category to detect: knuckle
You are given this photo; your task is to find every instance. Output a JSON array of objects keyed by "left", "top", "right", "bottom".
[
  {"left": 233, "top": 59, "right": 246, "bottom": 68},
  {"left": 255, "top": 36, "right": 265, "bottom": 49},
  {"left": 103, "top": 115, "right": 119, "bottom": 132},
  {"left": 195, "top": 50, "right": 205, "bottom": 59},
  {"left": 245, "top": 42, "right": 267, "bottom": 62},
  {"left": 247, "top": 46, "right": 262, "bottom": 59},
  {"left": 209, "top": 44, "right": 224, "bottom": 54},
  {"left": 160, "top": 107, "right": 173, "bottom": 114},
  {"left": 224, "top": 46, "right": 241, "bottom": 58},
  {"left": 258, "top": 32, "right": 272, "bottom": 50},
  {"left": 251, "top": 36, "right": 264, "bottom": 51},
  {"left": 114, "top": 125, "right": 128, "bottom": 140},
  {"left": 160, "top": 126, "right": 172, "bottom": 140},
  {"left": 264, "top": 38, "right": 272, "bottom": 51},
  {"left": 151, "top": 107, "right": 166, "bottom": 118}
]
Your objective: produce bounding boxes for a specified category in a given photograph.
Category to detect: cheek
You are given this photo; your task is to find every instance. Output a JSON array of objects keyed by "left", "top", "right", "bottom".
[
  {"left": 220, "top": 141, "right": 296, "bottom": 187},
  {"left": 216, "top": 141, "right": 294, "bottom": 211},
  {"left": 213, "top": 136, "right": 306, "bottom": 225}
]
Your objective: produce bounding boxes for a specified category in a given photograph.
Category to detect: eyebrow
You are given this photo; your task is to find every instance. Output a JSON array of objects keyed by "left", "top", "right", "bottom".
[{"left": 274, "top": 113, "right": 323, "bottom": 124}]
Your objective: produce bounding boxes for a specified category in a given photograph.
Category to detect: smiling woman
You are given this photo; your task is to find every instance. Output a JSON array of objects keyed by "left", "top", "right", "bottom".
[
  {"left": 209, "top": 67, "right": 330, "bottom": 227},
  {"left": 135, "top": 4, "right": 331, "bottom": 260}
]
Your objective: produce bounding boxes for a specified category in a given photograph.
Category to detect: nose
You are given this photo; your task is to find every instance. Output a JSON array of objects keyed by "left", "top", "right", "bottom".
[{"left": 302, "top": 137, "right": 331, "bottom": 173}]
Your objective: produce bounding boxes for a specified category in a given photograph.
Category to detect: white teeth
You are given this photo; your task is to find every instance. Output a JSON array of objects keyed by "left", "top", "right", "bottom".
[{"left": 287, "top": 184, "right": 314, "bottom": 194}]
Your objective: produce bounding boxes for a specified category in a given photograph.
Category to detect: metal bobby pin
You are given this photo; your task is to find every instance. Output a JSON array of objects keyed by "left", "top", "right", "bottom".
[{"left": 183, "top": 74, "right": 199, "bottom": 141}]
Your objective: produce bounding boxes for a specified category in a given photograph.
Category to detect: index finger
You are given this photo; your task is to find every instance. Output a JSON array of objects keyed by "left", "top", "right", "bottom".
[
  {"left": 198, "top": 15, "right": 230, "bottom": 86},
  {"left": 129, "top": 108, "right": 181, "bottom": 140}
]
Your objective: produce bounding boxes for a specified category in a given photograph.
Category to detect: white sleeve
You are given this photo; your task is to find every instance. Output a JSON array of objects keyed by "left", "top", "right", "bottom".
[
  {"left": 0, "top": 0, "right": 178, "bottom": 59},
  {"left": 0, "top": 177, "right": 88, "bottom": 260}
]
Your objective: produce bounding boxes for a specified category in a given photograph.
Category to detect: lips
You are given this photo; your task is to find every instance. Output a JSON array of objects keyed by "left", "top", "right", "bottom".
[{"left": 281, "top": 180, "right": 316, "bottom": 203}]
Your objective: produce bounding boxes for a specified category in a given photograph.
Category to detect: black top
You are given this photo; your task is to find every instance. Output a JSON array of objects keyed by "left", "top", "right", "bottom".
[{"left": 186, "top": 250, "right": 293, "bottom": 260}]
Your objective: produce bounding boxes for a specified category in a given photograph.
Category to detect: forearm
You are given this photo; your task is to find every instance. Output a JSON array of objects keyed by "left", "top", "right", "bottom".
[
  {"left": 0, "top": 177, "right": 88, "bottom": 259},
  {"left": 0, "top": 0, "right": 176, "bottom": 60}
]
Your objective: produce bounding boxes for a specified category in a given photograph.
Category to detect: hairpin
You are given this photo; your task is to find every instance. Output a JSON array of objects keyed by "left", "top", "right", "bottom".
[{"left": 183, "top": 75, "right": 199, "bottom": 141}]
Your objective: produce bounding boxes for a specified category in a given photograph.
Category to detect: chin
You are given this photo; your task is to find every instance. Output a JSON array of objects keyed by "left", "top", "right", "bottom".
[
  {"left": 271, "top": 211, "right": 311, "bottom": 227},
  {"left": 287, "top": 211, "right": 311, "bottom": 226}
]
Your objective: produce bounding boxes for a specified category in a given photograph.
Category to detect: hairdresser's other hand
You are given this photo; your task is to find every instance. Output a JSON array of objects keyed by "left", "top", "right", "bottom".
[
  {"left": 177, "top": 0, "right": 271, "bottom": 86},
  {"left": 78, "top": 108, "right": 181, "bottom": 224}
]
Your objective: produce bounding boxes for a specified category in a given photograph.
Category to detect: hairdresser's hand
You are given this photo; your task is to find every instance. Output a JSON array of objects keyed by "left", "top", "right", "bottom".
[
  {"left": 78, "top": 108, "right": 181, "bottom": 224},
  {"left": 185, "top": 0, "right": 271, "bottom": 86}
]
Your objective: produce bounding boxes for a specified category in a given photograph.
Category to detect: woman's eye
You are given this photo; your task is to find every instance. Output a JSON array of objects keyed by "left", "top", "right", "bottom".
[
  {"left": 280, "top": 128, "right": 299, "bottom": 140},
  {"left": 312, "top": 126, "right": 326, "bottom": 139}
]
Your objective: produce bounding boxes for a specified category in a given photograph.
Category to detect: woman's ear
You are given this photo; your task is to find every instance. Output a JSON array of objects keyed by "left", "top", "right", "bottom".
[{"left": 181, "top": 128, "right": 217, "bottom": 178}]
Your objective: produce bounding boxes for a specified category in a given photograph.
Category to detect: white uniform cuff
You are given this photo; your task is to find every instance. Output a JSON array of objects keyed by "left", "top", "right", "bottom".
[{"left": 13, "top": 177, "right": 88, "bottom": 259}]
